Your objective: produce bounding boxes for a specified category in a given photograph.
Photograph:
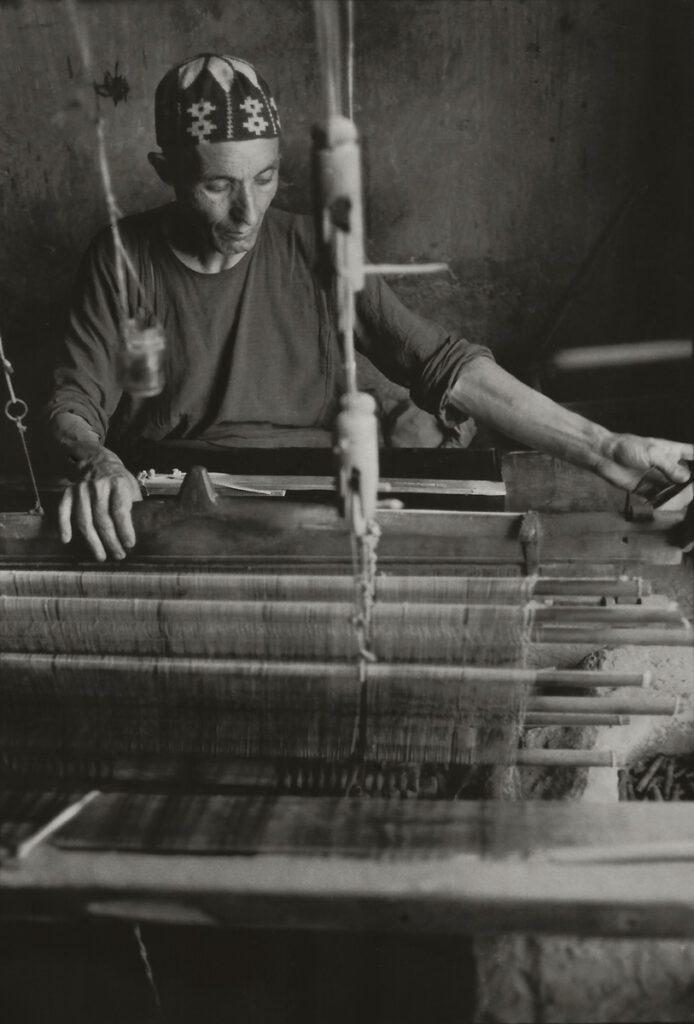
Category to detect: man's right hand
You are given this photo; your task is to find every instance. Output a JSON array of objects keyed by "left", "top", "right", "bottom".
[{"left": 58, "top": 448, "right": 142, "bottom": 561}]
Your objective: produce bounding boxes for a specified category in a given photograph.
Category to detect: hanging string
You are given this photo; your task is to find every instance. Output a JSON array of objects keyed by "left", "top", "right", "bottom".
[
  {"left": 346, "top": 0, "right": 355, "bottom": 121},
  {"left": 313, "top": 1, "right": 380, "bottom": 760},
  {"left": 64, "top": 0, "right": 155, "bottom": 327},
  {"left": 313, "top": 0, "right": 344, "bottom": 121},
  {"left": 0, "top": 326, "right": 43, "bottom": 514}
]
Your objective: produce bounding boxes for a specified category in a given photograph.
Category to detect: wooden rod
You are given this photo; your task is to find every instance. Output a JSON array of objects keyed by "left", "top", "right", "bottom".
[
  {"left": 540, "top": 596, "right": 640, "bottom": 607},
  {"left": 1, "top": 595, "right": 684, "bottom": 634},
  {"left": 532, "top": 577, "right": 648, "bottom": 598},
  {"left": 532, "top": 603, "right": 683, "bottom": 626},
  {"left": 537, "top": 626, "right": 694, "bottom": 647},
  {"left": 527, "top": 694, "right": 677, "bottom": 716},
  {"left": 536, "top": 669, "right": 649, "bottom": 689},
  {"left": 524, "top": 713, "right": 630, "bottom": 727},
  {"left": 0, "top": 570, "right": 649, "bottom": 604},
  {"left": 549, "top": 338, "right": 693, "bottom": 372},
  {"left": 0, "top": 654, "right": 652, "bottom": 693},
  {"left": 514, "top": 749, "right": 618, "bottom": 767}
]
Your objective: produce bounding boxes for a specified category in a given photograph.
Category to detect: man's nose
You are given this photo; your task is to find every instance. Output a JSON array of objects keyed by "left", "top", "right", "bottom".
[{"left": 231, "top": 183, "right": 256, "bottom": 226}]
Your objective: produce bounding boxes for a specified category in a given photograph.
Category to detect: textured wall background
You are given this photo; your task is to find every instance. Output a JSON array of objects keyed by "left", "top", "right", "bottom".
[{"left": 0, "top": 0, "right": 691, "bottom": 461}]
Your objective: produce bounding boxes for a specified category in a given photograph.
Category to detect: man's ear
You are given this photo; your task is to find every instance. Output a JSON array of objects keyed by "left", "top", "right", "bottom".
[{"left": 148, "top": 151, "right": 173, "bottom": 185}]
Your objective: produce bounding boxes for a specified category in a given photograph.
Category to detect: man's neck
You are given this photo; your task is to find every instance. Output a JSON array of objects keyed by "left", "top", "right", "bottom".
[{"left": 162, "top": 209, "right": 248, "bottom": 274}]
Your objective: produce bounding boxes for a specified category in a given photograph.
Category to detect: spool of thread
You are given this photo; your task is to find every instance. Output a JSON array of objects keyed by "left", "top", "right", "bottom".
[
  {"left": 335, "top": 391, "right": 379, "bottom": 531},
  {"left": 118, "top": 319, "right": 165, "bottom": 397}
]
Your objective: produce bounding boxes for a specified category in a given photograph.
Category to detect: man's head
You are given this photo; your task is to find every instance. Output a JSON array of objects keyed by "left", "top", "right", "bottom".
[{"left": 149, "top": 55, "right": 281, "bottom": 259}]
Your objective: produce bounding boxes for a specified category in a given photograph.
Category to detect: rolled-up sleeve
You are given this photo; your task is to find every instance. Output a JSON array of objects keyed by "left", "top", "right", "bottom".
[
  {"left": 44, "top": 229, "right": 124, "bottom": 442},
  {"left": 354, "top": 274, "right": 494, "bottom": 422}
]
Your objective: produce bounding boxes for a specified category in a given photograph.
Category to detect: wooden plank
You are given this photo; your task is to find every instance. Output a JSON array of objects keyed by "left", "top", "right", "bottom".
[
  {"left": 2, "top": 799, "right": 694, "bottom": 937},
  {"left": 0, "top": 500, "right": 683, "bottom": 567},
  {"left": 502, "top": 451, "right": 627, "bottom": 513}
]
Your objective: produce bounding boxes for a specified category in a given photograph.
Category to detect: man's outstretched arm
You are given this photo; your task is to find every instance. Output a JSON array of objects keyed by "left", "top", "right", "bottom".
[
  {"left": 50, "top": 411, "right": 142, "bottom": 562},
  {"left": 448, "top": 358, "right": 693, "bottom": 507}
]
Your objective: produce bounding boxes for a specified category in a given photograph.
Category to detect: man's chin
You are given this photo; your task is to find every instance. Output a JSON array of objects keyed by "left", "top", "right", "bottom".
[{"left": 214, "top": 231, "right": 257, "bottom": 256}]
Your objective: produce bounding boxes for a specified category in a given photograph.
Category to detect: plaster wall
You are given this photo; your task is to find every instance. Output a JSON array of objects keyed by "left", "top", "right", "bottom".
[{"left": 0, "top": 0, "right": 690, "bottom": 463}]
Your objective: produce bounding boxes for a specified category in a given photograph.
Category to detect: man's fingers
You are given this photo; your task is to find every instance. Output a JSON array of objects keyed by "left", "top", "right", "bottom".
[
  {"left": 647, "top": 440, "right": 694, "bottom": 483},
  {"left": 653, "top": 455, "right": 693, "bottom": 485},
  {"left": 658, "top": 456, "right": 692, "bottom": 484},
  {"left": 110, "top": 483, "right": 137, "bottom": 551},
  {"left": 656, "top": 482, "right": 694, "bottom": 514},
  {"left": 73, "top": 482, "right": 108, "bottom": 562},
  {"left": 57, "top": 488, "right": 74, "bottom": 545},
  {"left": 90, "top": 479, "right": 126, "bottom": 560}
]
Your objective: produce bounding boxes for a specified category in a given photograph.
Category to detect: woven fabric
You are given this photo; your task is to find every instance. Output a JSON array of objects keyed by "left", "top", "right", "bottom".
[{"left": 155, "top": 54, "right": 281, "bottom": 148}]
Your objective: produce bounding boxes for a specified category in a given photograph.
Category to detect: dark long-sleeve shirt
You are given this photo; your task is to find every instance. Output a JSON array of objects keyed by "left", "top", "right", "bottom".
[{"left": 46, "top": 205, "right": 493, "bottom": 450}]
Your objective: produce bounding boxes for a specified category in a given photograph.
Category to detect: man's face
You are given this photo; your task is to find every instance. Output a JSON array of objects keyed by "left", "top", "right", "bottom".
[{"left": 168, "top": 138, "right": 280, "bottom": 257}]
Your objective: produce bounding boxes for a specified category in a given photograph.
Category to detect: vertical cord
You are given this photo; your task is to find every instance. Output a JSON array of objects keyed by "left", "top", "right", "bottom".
[
  {"left": 0, "top": 328, "right": 43, "bottom": 513},
  {"left": 313, "top": 0, "right": 343, "bottom": 121},
  {"left": 64, "top": 0, "right": 154, "bottom": 325},
  {"left": 313, "top": 0, "right": 380, "bottom": 797},
  {"left": 95, "top": 117, "right": 128, "bottom": 317},
  {"left": 346, "top": 0, "right": 355, "bottom": 121},
  {"left": 65, "top": 0, "right": 127, "bottom": 318}
]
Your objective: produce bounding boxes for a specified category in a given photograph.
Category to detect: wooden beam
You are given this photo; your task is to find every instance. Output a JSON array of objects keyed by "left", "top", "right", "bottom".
[{"left": 3, "top": 798, "right": 694, "bottom": 938}]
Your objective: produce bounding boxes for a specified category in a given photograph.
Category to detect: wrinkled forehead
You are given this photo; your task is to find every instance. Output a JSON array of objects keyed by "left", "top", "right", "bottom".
[{"left": 172, "top": 138, "right": 280, "bottom": 181}]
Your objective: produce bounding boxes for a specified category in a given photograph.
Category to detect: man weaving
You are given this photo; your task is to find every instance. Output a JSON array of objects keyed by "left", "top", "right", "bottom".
[{"left": 45, "top": 54, "right": 694, "bottom": 561}]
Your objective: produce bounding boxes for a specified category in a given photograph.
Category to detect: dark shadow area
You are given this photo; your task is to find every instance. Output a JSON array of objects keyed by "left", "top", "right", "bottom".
[{"left": 0, "top": 920, "right": 476, "bottom": 1024}]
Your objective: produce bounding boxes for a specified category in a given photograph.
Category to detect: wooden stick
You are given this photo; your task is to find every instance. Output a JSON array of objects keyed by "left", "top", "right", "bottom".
[
  {"left": 536, "top": 669, "right": 649, "bottom": 689},
  {"left": 524, "top": 713, "right": 630, "bottom": 727},
  {"left": 1, "top": 598, "right": 683, "bottom": 634},
  {"left": 0, "top": 570, "right": 648, "bottom": 605},
  {"left": 514, "top": 749, "right": 618, "bottom": 767},
  {"left": 11, "top": 790, "right": 100, "bottom": 860},
  {"left": 532, "top": 604, "right": 683, "bottom": 626},
  {"left": 527, "top": 694, "right": 677, "bottom": 716},
  {"left": 532, "top": 577, "right": 648, "bottom": 598},
  {"left": 549, "top": 338, "right": 693, "bottom": 372},
  {"left": 541, "top": 595, "right": 641, "bottom": 607},
  {"left": 364, "top": 262, "right": 450, "bottom": 276},
  {"left": 536, "top": 626, "right": 694, "bottom": 647},
  {"left": 0, "top": 654, "right": 651, "bottom": 693}
]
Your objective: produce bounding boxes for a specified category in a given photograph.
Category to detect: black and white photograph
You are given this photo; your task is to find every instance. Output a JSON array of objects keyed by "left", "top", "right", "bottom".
[{"left": 0, "top": 1, "right": 693, "bottom": 1021}]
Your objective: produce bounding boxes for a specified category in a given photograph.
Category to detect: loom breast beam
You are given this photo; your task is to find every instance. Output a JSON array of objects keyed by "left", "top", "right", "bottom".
[{"left": 0, "top": 488, "right": 685, "bottom": 570}]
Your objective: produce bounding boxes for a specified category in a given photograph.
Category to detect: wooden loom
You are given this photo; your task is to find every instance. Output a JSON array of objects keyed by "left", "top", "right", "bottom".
[
  {"left": 1, "top": 453, "right": 694, "bottom": 937},
  {"left": 1, "top": 453, "right": 693, "bottom": 929}
]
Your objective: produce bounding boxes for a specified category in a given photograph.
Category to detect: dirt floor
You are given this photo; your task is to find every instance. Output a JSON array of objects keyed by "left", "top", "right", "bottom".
[{"left": 474, "top": 553, "right": 694, "bottom": 1023}]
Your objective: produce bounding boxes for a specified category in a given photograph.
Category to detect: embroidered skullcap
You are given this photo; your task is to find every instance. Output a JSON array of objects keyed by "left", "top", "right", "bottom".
[{"left": 155, "top": 54, "right": 281, "bottom": 149}]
